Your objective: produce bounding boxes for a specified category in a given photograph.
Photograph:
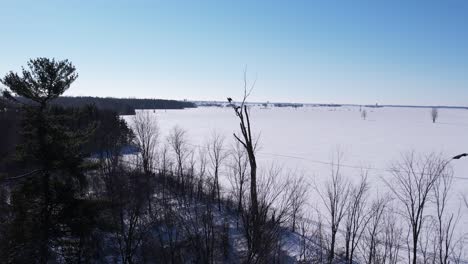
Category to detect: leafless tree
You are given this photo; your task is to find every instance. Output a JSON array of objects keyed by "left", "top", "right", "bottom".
[
  {"left": 421, "top": 216, "right": 436, "bottom": 263},
  {"left": 251, "top": 166, "right": 298, "bottom": 262},
  {"left": 158, "top": 144, "right": 170, "bottom": 178},
  {"left": 449, "top": 239, "right": 465, "bottom": 264},
  {"left": 227, "top": 68, "right": 263, "bottom": 259},
  {"left": 178, "top": 194, "right": 218, "bottom": 264},
  {"left": 359, "top": 195, "right": 391, "bottom": 264},
  {"left": 228, "top": 163, "right": 302, "bottom": 262},
  {"left": 297, "top": 214, "right": 315, "bottom": 262},
  {"left": 361, "top": 109, "right": 367, "bottom": 120},
  {"left": 186, "top": 148, "right": 197, "bottom": 199},
  {"left": 207, "top": 131, "right": 228, "bottom": 210},
  {"left": 227, "top": 140, "right": 249, "bottom": 222},
  {"left": 316, "top": 152, "right": 351, "bottom": 264},
  {"left": 385, "top": 152, "right": 449, "bottom": 264},
  {"left": 131, "top": 111, "right": 159, "bottom": 213},
  {"left": 344, "top": 173, "right": 370, "bottom": 264},
  {"left": 260, "top": 167, "right": 306, "bottom": 228},
  {"left": 114, "top": 170, "right": 151, "bottom": 264},
  {"left": 158, "top": 144, "right": 172, "bottom": 202},
  {"left": 381, "top": 207, "right": 403, "bottom": 264},
  {"left": 431, "top": 107, "right": 439, "bottom": 123},
  {"left": 154, "top": 194, "right": 181, "bottom": 263},
  {"left": 168, "top": 126, "right": 189, "bottom": 188},
  {"left": 432, "top": 166, "right": 459, "bottom": 264},
  {"left": 132, "top": 111, "right": 159, "bottom": 175},
  {"left": 304, "top": 208, "right": 338, "bottom": 264},
  {"left": 288, "top": 174, "right": 309, "bottom": 232},
  {"left": 197, "top": 146, "right": 208, "bottom": 200}
]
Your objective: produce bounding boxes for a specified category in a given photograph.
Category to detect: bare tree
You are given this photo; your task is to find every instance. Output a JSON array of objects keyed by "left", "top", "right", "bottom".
[
  {"left": 288, "top": 175, "right": 308, "bottom": 232},
  {"left": 344, "top": 173, "right": 370, "bottom": 264},
  {"left": 158, "top": 144, "right": 171, "bottom": 178},
  {"left": 131, "top": 111, "right": 159, "bottom": 213},
  {"left": 154, "top": 192, "right": 181, "bottom": 263},
  {"left": 449, "top": 239, "right": 465, "bottom": 264},
  {"left": 312, "top": 212, "right": 327, "bottom": 263},
  {"left": 113, "top": 170, "right": 151, "bottom": 264},
  {"left": 419, "top": 219, "right": 436, "bottom": 264},
  {"left": 431, "top": 107, "right": 439, "bottom": 123},
  {"left": 361, "top": 109, "right": 367, "bottom": 120},
  {"left": 251, "top": 166, "right": 301, "bottom": 262},
  {"left": 186, "top": 148, "right": 197, "bottom": 198},
  {"left": 297, "top": 214, "right": 316, "bottom": 262},
  {"left": 158, "top": 144, "right": 172, "bottom": 202},
  {"left": 178, "top": 193, "right": 218, "bottom": 264},
  {"left": 360, "top": 195, "right": 389, "bottom": 264},
  {"left": 432, "top": 166, "right": 459, "bottom": 264},
  {"left": 197, "top": 147, "right": 208, "bottom": 200},
  {"left": 168, "top": 126, "right": 189, "bottom": 188},
  {"left": 207, "top": 131, "right": 228, "bottom": 210},
  {"left": 381, "top": 207, "right": 403, "bottom": 264},
  {"left": 316, "top": 152, "right": 351, "bottom": 264},
  {"left": 227, "top": 68, "right": 262, "bottom": 259},
  {"left": 385, "top": 152, "right": 449, "bottom": 264},
  {"left": 132, "top": 111, "right": 159, "bottom": 175},
  {"left": 227, "top": 141, "right": 249, "bottom": 217}
]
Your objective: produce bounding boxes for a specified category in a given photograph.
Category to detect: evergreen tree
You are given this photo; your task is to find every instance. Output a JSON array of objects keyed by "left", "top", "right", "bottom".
[{"left": 0, "top": 58, "right": 97, "bottom": 263}]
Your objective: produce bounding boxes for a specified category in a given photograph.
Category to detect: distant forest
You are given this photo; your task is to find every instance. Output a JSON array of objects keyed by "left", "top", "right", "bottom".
[{"left": 9, "top": 96, "right": 196, "bottom": 115}]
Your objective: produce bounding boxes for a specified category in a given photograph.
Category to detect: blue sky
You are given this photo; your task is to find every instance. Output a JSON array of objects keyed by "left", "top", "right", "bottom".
[{"left": 1, "top": 0, "right": 468, "bottom": 105}]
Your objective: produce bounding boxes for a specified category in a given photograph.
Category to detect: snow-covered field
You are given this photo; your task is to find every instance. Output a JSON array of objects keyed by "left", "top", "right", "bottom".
[{"left": 124, "top": 105, "right": 468, "bottom": 250}]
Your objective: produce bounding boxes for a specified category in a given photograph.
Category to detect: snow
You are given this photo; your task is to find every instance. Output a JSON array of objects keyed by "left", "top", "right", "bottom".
[{"left": 123, "top": 105, "right": 468, "bottom": 253}]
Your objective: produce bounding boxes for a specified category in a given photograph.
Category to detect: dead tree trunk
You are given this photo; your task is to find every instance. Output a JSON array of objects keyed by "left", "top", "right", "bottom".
[{"left": 227, "top": 68, "right": 261, "bottom": 259}]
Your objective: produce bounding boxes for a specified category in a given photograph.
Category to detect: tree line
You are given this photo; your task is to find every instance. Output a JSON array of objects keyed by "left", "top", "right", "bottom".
[{"left": 7, "top": 96, "right": 196, "bottom": 115}]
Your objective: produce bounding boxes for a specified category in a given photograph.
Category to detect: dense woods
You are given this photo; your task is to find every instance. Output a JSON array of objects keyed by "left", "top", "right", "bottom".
[{"left": 10, "top": 96, "right": 196, "bottom": 115}]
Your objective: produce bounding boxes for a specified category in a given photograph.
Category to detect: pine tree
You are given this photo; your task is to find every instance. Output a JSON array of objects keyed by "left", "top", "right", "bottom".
[{"left": 0, "top": 58, "right": 96, "bottom": 263}]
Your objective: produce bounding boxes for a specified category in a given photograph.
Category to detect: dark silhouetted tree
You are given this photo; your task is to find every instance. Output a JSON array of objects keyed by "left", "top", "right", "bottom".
[
  {"left": 431, "top": 107, "right": 438, "bottom": 123},
  {"left": 0, "top": 58, "right": 99, "bottom": 263}
]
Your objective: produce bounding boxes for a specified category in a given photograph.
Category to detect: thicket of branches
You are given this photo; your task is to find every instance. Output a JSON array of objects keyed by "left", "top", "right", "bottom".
[{"left": 307, "top": 151, "right": 465, "bottom": 264}]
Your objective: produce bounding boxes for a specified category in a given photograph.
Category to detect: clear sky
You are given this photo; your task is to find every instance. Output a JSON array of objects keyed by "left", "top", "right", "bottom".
[{"left": 1, "top": 0, "right": 468, "bottom": 106}]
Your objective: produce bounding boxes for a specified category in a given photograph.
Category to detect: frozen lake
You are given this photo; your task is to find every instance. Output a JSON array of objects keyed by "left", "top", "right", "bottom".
[{"left": 124, "top": 105, "right": 468, "bottom": 249}]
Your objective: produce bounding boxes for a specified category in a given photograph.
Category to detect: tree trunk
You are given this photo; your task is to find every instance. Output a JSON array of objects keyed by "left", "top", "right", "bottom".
[
  {"left": 329, "top": 229, "right": 336, "bottom": 264},
  {"left": 38, "top": 104, "right": 50, "bottom": 264}
]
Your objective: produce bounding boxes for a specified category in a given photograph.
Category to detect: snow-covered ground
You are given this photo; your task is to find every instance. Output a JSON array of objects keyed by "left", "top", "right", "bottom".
[{"left": 124, "top": 105, "right": 468, "bottom": 253}]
